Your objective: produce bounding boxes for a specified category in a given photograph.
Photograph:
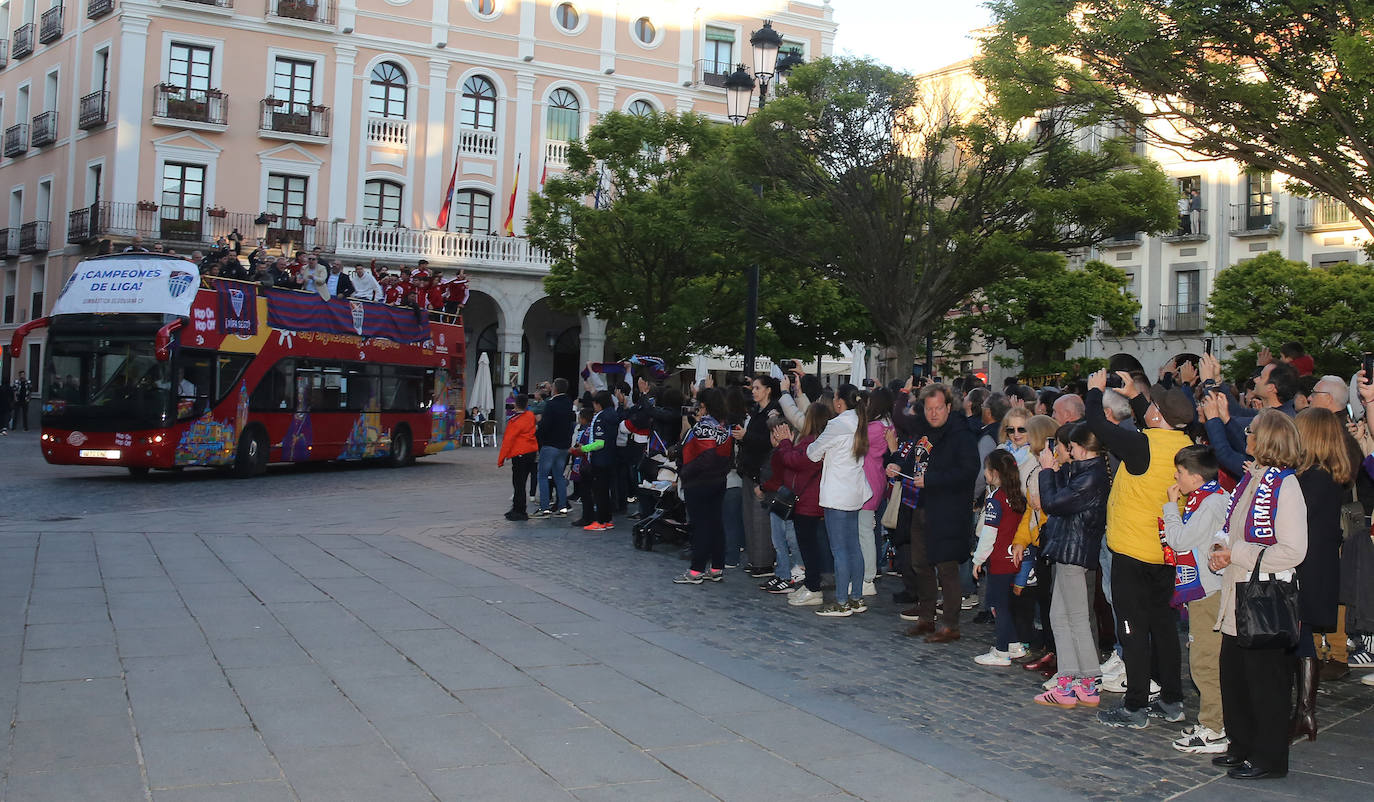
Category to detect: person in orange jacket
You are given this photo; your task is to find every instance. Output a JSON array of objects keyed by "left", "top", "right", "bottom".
[{"left": 498, "top": 394, "right": 539, "bottom": 521}]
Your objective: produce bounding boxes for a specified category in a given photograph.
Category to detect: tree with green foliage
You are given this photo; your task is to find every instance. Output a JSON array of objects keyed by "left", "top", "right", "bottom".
[
  {"left": 943, "top": 259, "right": 1140, "bottom": 373},
  {"left": 526, "top": 110, "right": 871, "bottom": 369},
  {"left": 981, "top": 1, "right": 1374, "bottom": 235},
  {"left": 1206, "top": 251, "right": 1374, "bottom": 379},
  {"left": 736, "top": 57, "right": 1176, "bottom": 371}
]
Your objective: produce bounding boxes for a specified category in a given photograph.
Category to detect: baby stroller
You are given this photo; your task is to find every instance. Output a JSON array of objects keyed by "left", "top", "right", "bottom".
[{"left": 631, "top": 453, "right": 692, "bottom": 551}]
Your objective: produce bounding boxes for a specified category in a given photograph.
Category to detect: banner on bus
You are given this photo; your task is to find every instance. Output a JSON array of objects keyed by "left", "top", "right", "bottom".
[
  {"left": 51, "top": 259, "right": 200, "bottom": 317},
  {"left": 217, "top": 282, "right": 258, "bottom": 336}
]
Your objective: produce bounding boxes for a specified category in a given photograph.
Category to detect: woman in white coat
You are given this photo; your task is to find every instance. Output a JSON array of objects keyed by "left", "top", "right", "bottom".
[{"left": 806, "top": 384, "right": 873, "bottom": 617}]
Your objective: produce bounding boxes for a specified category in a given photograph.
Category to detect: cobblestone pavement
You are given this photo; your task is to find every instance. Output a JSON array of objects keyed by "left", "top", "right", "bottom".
[{"left": 2, "top": 437, "right": 1372, "bottom": 800}]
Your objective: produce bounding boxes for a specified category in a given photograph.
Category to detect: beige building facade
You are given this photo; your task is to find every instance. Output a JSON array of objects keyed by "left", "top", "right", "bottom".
[{"left": 0, "top": 0, "right": 835, "bottom": 396}]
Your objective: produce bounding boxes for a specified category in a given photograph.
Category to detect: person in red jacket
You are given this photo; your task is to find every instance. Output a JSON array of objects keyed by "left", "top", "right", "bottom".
[
  {"left": 772, "top": 402, "right": 833, "bottom": 606},
  {"left": 497, "top": 394, "right": 539, "bottom": 521}
]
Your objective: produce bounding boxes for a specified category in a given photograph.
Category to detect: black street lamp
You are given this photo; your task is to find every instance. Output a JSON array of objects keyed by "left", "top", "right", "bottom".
[{"left": 725, "top": 20, "right": 790, "bottom": 377}]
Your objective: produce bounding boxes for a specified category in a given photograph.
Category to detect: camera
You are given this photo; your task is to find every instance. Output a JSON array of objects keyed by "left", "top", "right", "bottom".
[
  {"left": 1105, "top": 373, "right": 1125, "bottom": 389},
  {"left": 779, "top": 359, "right": 797, "bottom": 372}
]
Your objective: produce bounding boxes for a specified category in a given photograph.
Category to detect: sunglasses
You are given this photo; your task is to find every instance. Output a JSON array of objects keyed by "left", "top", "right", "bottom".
[
  {"left": 1244, "top": 425, "right": 1253, "bottom": 436},
  {"left": 1004, "top": 426, "right": 1028, "bottom": 434}
]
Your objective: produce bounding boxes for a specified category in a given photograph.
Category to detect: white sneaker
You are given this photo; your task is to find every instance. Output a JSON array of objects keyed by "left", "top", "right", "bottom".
[
  {"left": 960, "top": 594, "right": 979, "bottom": 610},
  {"left": 974, "top": 648, "right": 1012, "bottom": 666},
  {"left": 1007, "top": 642, "right": 1028, "bottom": 659},
  {"left": 1100, "top": 674, "right": 1161, "bottom": 696},
  {"left": 1100, "top": 653, "right": 1125, "bottom": 677},
  {"left": 1172, "top": 725, "right": 1229, "bottom": 754},
  {"left": 788, "top": 588, "right": 823, "bottom": 606},
  {"left": 862, "top": 581, "right": 877, "bottom": 597},
  {"left": 1362, "top": 672, "right": 1374, "bottom": 686},
  {"left": 791, "top": 565, "right": 806, "bottom": 582}
]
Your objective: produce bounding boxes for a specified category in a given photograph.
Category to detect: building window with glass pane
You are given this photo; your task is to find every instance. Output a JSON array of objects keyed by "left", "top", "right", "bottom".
[
  {"left": 1245, "top": 171, "right": 1273, "bottom": 228},
  {"left": 453, "top": 190, "right": 492, "bottom": 234},
  {"left": 461, "top": 76, "right": 497, "bottom": 130},
  {"left": 368, "top": 62, "right": 407, "bottom": 119},
  {"left": 161, "top": 163, "right": 205, "bottom": 223},
  {"left": 627, "top": 99, "right": 655, "bottom": 117},
  {"left": 555, "top": 3, "right": 579, "bottom": 31},
  {"left": 705, "top": 27, "right": 734, "bottom": 75},
  {"left": 267, "top": 173, "right": 308, "bottom": 232},
  {"left": 546, "top": 88, "right": 580, "bottom": 143},
  {"left": 168, "top": 44, "right": 212, "bottom": 91},
  {"left": 363, "top": 180, "right": 403, "bottom": 227},
  {"left": 273, "top": 58, "right": 315, "bottom": 115},
  {"left": 634, "top": 17, "right": 655, "bottom": 44}
]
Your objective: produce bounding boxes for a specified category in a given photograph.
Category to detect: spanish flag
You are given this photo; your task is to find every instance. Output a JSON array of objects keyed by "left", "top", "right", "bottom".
[{"left": 502, "top": 154, "right": 521, "bottom": 236}]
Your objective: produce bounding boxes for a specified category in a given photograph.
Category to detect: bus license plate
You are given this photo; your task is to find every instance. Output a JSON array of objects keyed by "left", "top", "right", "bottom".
[{"left": 79, "top": 449, "right": 123, "bottom": 460}]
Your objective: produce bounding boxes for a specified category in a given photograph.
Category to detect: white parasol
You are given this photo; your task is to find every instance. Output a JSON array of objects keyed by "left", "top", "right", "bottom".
[
  {"left": 849, "top": 342, "right": 867, "bottom": 386},
  {"left": 470, "top": 351, "right": 495, "bottom": 417}
]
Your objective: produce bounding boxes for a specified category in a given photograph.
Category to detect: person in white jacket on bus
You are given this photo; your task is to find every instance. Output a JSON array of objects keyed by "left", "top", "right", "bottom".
[
  {"left": 349, "top": 264, "right": 383, "bottom": 302},
  {"left": 807, "top": 383, "right": 873, "bottom": 617}
]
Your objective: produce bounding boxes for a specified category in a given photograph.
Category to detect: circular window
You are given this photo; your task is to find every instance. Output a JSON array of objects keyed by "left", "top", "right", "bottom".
[
  {"left": 555, "top": 3, "right": 579, "bottom": 31},
  {"left": 470, "top": 0, "right": 498, "bottom": 18},
  {"left": 633, "top": 17, "right": 655, "bottom": 44}
]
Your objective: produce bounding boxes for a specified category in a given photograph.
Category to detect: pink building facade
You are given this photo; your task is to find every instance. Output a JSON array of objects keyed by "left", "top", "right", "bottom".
[{"left": 0, "top": 0, "right": 835, "bottom": 397}]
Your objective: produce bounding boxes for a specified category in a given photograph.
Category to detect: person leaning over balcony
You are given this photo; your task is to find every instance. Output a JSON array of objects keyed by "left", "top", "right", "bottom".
[{"left": 1086, "top": 369, "right": 1194, "bottom": 729}]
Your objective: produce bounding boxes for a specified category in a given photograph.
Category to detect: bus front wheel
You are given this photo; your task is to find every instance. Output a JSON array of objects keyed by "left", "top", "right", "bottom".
[
  {"left": 233, "top": 428, "right": 269, "bottom": 478},
  {"left": 127, "top": 466, "right": 151, "bottom": 478},
  {"left": 386, "top": 429, "right": 412, "bottom": 468}
]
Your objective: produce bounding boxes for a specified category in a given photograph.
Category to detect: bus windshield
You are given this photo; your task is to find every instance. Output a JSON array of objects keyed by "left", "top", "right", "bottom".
[{"left": 43, "top": 334, "right": 173, "bottom": 431}]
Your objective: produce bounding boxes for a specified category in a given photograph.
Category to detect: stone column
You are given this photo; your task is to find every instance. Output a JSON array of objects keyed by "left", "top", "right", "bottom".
[
  {"left": 327, "top": 44, "right": 357, "bottom": 223},
  {"left": 423, "top": 58, "right": 451, "bottom": 226},
  {"left": 111, "top": 13, "right": 150, "bottom": 204}
]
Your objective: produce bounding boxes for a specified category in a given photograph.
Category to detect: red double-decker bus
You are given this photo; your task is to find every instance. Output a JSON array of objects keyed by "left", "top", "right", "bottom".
[{"left": 11, "top": 254, "right": 465, "bottom": 477}]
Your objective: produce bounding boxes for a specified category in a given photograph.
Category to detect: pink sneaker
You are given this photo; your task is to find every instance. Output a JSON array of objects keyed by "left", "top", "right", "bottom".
[
  {"left": 1034, "top": 676, "right": 1078, "bottom": 708},
  {"left": 1073, "top": 677, "right": 1101, "bottom": 707}
]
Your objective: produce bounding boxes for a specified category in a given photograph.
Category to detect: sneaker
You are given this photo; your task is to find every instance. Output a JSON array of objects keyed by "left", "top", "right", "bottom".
[
  {"left": 974, "top": 648, "right": 1012, "bottom": 667},
  {"left": 1362, "top": 672, "right": 1374, "bottom": 686},
  {"left": 862, "top": 581, "right": 877, "bottom": 597},
  {"left": 1147, "top": 699, "right": 1185, "bottom": 723},
  {"left": 791, "top": 565, "right": 806, "bottom": 582},
  {"left": 531, "top": 509, "right": 552, "bottom": 519},
  {"left": 846, "top": 598, "right": 869, "bottom": 614},
  {"left": 898, "top": 607, "right": 923, "bottom": 621},
  {"left": 1073, "top": 678, "right": 1101, "bottom": 707},
  {"left": 1099, "top": 675, "right": 1161, "bottom": 697},
  {"left": 1034, "top": 676, "right": 1078, "bottom": 708},
  {"left": 600, "top": 522, "right": 615, "bottom": 530},
  {"left": 583, "top": 522, "right": 607, "bottom": 531},
  {"left": 673, "top": 570, "right": 704, "bottom": 585},
  {"left": 1348, "top": 649, "right": 1374, "bottom": 668},
  {"left": 961, "top": 594, "right": 979, "bottom": 610},
  {"left": 1100, "top": 652, "right": 1126, "bottom": 678},
  {"left": 1007, "top": 642, "right": 1028, "bottom": 660},
  {"left": 788, "top": 588, "right": 824, "bottom": 606},
  {"left": 1097, "top": 705, "right": 1149, "bottom": 729},
  {"left": 504, "top": 511, "right": 529, "bottom": 521},
  {"left": 746, "top": 564, "right": 775, "bottom": 578},
  {"left": 706, "top": 569, "right": 724, "bottom": 582},
  {"left": 555, "top": 507, "right": 571, "bottom": 517},
  {"left": 1173, "top": 725, "right": 1229, "bottom": 754},
  {"left": 724, "top": 562, "right": 740, "bottom": 569},
  {"left": 760, "top": 576, "right": 792, "bottom": 593},
  {"left": 815, "top": 602, "right": 853, "bottom": 618}
]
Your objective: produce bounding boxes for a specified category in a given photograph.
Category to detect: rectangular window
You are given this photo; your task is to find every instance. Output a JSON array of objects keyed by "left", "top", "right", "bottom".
[
  {"left": 161, "top": 162, "right": 204, "bottom": 222},
  {"left": 704, "top": 27, "right": 734, "bottom": 74},
  {"left": 273, "top": 57, "right": 315, "bottom": 113},
  {"left": 267, "top": 173, "right": 307, "bottom": 223},
  {"left": 44, "top": 70, "right": 58, "bottom": 113},
  {"left": 1178, "top": 175, "right": 1202, "bottom": 196},
  {"left": 37, "top": 179, "right": 51, "bottom": 222},
  {"left": 1245, "top": 171, "right": 1273, "bottom": 228},
  {"left": 168, "top": 44, "right": 213, "bottom": 92},
  {"left": 30, "top": 264, "right": 45, "bottom": 322},
  {"left": 9, "top": 188, "right": 22, "bottom": 228},
  {"left": 1175, "top": 269, "right": 1200, "bottom": 309},
  {"left": 250, "top": 359, "right": 295, "bottom": 411},
  {"left": 3, "top": 269, "right": 15, "bottom": 325}
]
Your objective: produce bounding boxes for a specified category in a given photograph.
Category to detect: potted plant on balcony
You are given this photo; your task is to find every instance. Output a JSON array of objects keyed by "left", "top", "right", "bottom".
[
  {"left": 277, "top": 0, "right": 319, "bottom": 22},
  {"left": 255, "top": 212, "right": 279, "bottom": 225},
  {"left": 206, "top": 206, "right": 228, "bottom": 219},
  {"left": 137, "top": 200, "right": 158, "bottom": 212},
  {"left": 163, "top": 85, "right": 209, "bottom": 122},
  {"left": 299, "top": 216, "right": 317, "bottom": 227}
]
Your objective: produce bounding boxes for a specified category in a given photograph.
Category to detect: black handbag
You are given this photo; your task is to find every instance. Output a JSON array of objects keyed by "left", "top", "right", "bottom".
[
  {"left": 770, "top": 486, "right": 800, "bottom": 519},
  {"left": 1234, "top": 548, "right": 1301, "bottom": 649}
]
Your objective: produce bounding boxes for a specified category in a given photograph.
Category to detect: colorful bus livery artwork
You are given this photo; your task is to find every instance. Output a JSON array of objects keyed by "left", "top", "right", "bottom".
[{"left": 14, "top": 254, "right": 466, "bottom": 477}]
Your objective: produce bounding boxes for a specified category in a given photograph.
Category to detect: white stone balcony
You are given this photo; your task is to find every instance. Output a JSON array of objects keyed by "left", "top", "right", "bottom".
[
  {"left": 365, "top": 117, "right": 410, "bottom": 148},
  {"left": 332, "top": 225, "right": 553, "bottom": 273},
  {"left": 545, "top": 140, "right": 570, "bottom": 168},
  {"left": 458, "top": 128, "right": 498, "bottom": 158}
]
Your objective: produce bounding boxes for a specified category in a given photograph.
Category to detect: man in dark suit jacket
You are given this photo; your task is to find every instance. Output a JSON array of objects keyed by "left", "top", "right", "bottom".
[{"left": 533, "top": 378, "right": 577, "bottom": 517}]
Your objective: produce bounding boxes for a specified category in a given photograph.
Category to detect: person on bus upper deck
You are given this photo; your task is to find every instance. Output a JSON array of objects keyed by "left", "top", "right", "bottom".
[
  {"left": 323, "top": 262, "right": 354, "bottom": 300},
  {"left": 350, "top": 265, "right": 382, "bottom": 302}
]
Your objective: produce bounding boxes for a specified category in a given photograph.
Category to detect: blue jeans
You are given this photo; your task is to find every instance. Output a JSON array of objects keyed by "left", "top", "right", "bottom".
[
  {"left": 537, "top": 446, "right": 569, "bottom": 511},
  {"left": 721, "top": 487, "right": 745, "bottom": 566},
  {"left": 768, "top": 512, "right": 799, "bottom": 579},
  {"left": 823, "top": 507, "right": 862, "bottom": 603}
]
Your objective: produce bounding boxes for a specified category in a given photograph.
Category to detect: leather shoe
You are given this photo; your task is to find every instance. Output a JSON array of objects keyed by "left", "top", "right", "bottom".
[
  {"left": 1211, "top": 754, "right": 1246, "bottom": 768},
  {"left": 1024, "top": 651, "right": 1056, "bottom": 671},
  {"left": 1227, "top": 762, "right": 1286, "bottom": 780},
  {"left": 924, "top": 627, "right": 961, "bottom": 644},
  {"left": 904, "top": 621, "right": 936, "bottom": 637}
]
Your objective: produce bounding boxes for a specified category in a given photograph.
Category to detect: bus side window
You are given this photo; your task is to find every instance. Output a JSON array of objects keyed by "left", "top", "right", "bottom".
[
  {"left": 345, "top": 365, "right": 379, "bottom": 412},
  {"left": 381, "top": 366, "right": 421, "bottom": 412},
  {"left": 423, "top": 369, "right": 436, "bottom": 410},
  {"left": 216, "top": 353, "right": 253, "bottom": 401},
  {"left": 250, "top": 360, "right": 294, "bottom": 411}
]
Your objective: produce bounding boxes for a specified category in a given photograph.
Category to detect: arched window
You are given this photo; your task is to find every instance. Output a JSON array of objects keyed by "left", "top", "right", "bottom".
[
  {"left": 555, "top": 3, "right": 579, "bottom": 31},
  {"left": 453, "top": 190, "right": 493, "bottom": 234},
  {"left": 546, "top": 88, "right": 580, "bottom": 142},
  {"left": 363, "top": 180, "right": 404, "bottom": 227},
  {"left": 368, "top": 62, "right": 407, "bottom": 119},
  {"left": 627, "top": 99, "right": 655, "bottom": 117},
  {"left": 460, "top": 76, "right": 497, "bottom": 131}
]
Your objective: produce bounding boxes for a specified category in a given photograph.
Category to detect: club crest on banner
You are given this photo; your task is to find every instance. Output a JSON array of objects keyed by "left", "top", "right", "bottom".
[
  {"left": 229, "top": 288, "right": 245, "bottom": 317},
  {"left": 350, "top": 301, "right": 366, "bottom": 335},
  {"left": 168, "top": 270, "right": 196, "bottom": 298}
]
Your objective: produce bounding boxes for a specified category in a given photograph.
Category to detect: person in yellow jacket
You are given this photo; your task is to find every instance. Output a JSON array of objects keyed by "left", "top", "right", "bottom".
[
  {"left": 498, "top": 394, "right": 539, "bottom": 521},
  {"left": 1084, "top": 369, "right": 1196, "bottom": 729}
]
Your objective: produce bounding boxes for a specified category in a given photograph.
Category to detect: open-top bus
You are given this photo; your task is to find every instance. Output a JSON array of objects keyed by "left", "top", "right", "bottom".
[{"left": 11, "top": 254, "right": 466, "bottom": 477}]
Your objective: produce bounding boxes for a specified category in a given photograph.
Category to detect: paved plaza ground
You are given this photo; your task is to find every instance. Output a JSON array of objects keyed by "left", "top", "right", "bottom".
[{"left": 1, "top": 434, "right": 1372, "bottom": 801}]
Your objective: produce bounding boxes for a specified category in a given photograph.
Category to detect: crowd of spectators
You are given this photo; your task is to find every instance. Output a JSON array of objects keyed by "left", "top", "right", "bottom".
[{"left": 498, "top": 343, "right": 1374, "bottom": 782}]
